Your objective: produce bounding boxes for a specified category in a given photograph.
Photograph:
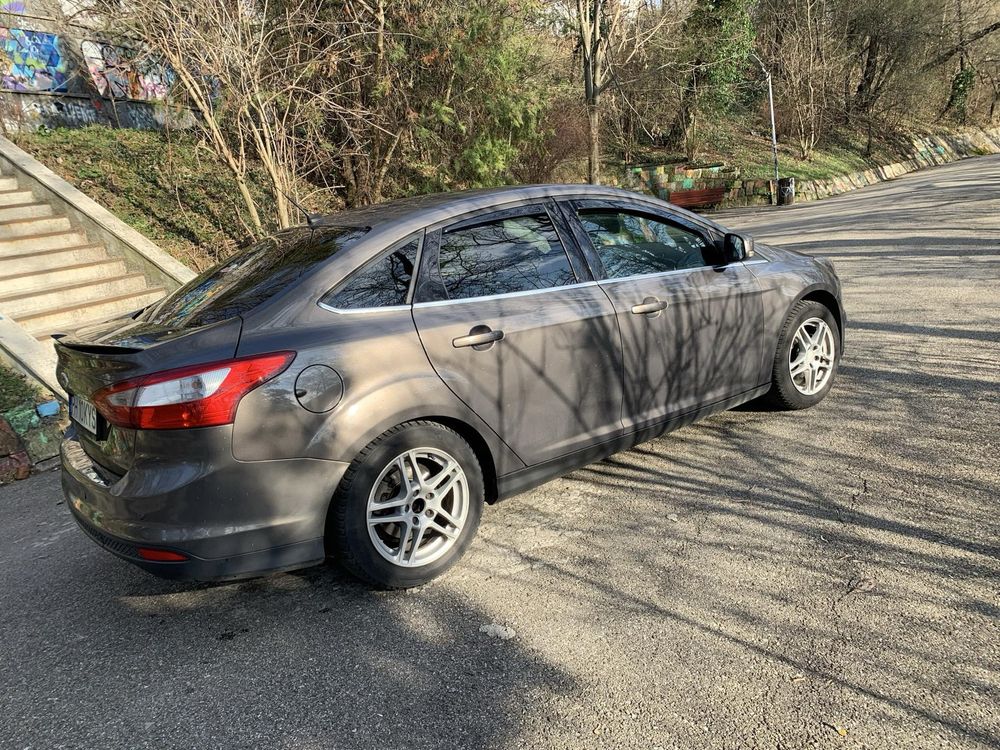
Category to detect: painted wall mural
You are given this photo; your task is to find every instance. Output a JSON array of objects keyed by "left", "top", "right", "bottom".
[
  {"left": 81, "top": 40, "right": 174, "bottom": 101},
  {"left": 0, "top": 27, "right": 68, "bottom": 92}
]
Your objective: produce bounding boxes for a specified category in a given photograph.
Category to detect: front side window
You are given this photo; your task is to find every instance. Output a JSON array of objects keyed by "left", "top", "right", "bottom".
[
  {"left": 578, "top": 210, "right": 711, "bottom": 278},
  {"left": 321, "top": 238, "right": 420, "bottom": 310},
  {"left": 437, "top": 213, "right": 577, "bottom": 301}
]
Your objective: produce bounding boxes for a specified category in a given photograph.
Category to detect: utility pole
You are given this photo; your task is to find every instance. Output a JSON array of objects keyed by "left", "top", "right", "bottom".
[{"left": 751, "top": 52, "right": 780, "bottom": 205}]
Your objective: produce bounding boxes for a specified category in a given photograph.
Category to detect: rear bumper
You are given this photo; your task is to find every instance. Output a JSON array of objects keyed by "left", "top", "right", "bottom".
[
  {"left": 69, "top": 509, "right": 326, "bottom": 580},
  {"left": 60, "top": 428, "right": 349, "bottom": 581}
]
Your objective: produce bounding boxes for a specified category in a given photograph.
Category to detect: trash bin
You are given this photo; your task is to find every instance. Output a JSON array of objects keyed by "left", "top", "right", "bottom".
[{"left": 778, "top": 177, "right": 796, "bottom": 205}]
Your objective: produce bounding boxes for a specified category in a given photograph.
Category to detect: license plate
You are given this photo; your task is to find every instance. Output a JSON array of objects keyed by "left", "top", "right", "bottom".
[{"left": 70, "top": 395, "right": 98, "bottom": 435}]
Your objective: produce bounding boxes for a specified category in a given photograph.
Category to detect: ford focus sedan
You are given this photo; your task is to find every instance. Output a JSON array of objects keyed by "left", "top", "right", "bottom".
[{"left": 56, "top": 184, "right": 844, "bottom": 588}]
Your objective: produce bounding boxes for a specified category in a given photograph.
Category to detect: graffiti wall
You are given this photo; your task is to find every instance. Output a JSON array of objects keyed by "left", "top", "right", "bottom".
[
  {"left": 0, "top": 27, "right": 68, "bottom": 92},
  {"left": 81, "top": 41, "right": 174, "bottom": 101},
  {"left": 0, "top": 14, "right": 193, "bottom": 131}
]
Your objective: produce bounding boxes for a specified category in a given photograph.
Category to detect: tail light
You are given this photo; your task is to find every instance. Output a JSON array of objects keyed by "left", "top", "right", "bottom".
[
  {"left": 137, "top": 547, "right": 188, "bottom": 562},
  {"left": 93, "top": 351, "right": 294, "bottom": 430}
]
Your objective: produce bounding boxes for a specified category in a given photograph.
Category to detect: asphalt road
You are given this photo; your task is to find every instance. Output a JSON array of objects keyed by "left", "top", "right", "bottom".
[{"left": 2, "top": 156, "right": 999, "bottom": 750}]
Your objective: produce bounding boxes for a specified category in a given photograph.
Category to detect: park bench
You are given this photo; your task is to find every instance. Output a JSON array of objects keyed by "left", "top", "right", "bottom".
[{"left": 668, "top": 186, "right": 726, "bottom": 209}]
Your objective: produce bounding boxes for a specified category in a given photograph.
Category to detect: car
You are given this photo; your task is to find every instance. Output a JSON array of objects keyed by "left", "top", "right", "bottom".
[{"left": 56, "top": 184, "right": 844, "bottom": 588}]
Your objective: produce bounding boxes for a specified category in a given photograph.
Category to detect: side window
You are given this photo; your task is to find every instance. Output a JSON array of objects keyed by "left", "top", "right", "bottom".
[
  {"left": 437, "top": 213, "right": 577, "bottom": 301},
  {"left": 321, "top": 238, "right": 420, "bottom": 310},
  {"left": 577, "top": 209, "right": 711, "bottom": 278}
]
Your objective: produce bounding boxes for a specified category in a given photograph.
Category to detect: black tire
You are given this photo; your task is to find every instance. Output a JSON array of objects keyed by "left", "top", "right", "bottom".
[
  {"left": 764, "top": 299, "right": 841, "bottom": 410},
  {"left": 329, "top": 420, "right": 483, "bottom": 589}
]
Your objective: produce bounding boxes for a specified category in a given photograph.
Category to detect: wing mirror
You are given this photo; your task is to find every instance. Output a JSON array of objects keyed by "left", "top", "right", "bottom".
[{"left": 722, "top": 233, "right": 755, "bottom": 263}]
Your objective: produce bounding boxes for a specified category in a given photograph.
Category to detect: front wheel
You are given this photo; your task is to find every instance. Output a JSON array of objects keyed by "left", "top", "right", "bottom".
[
  {"left": 765, "top": 300, "right": 840, "bottom": 410},
  {"left": 329, "top": 421, "right": 483, "bottom": 588}
]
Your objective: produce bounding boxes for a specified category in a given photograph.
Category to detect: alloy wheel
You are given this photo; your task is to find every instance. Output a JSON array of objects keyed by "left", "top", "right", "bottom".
[
  {"left": 788, "top": 317, "right": 836, "bottom": 396},
  {"left": 366, "top": 448, "right": 469, "bottom": 568}
]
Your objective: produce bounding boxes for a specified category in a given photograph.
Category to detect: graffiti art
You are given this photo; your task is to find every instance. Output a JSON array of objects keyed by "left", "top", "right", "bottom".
[
  {"left": 81, "top": 40, "right": 175, "bottom": 101},
  {"left": 0, "top": 27, "right": 68, "bottom": 93}
]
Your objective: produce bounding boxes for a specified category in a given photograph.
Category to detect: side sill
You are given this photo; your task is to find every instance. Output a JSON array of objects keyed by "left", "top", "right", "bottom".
[{"left": 495, "top": 385, "right": 771, "bottom": 501}]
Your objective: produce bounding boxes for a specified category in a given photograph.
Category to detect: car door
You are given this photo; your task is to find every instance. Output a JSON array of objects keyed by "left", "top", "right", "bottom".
[
  {"left": 560, "top": 200, "right": 763, "bottom": 433},
  {"left": 411, "top": 203, "right": 624, "bottom": 466}
]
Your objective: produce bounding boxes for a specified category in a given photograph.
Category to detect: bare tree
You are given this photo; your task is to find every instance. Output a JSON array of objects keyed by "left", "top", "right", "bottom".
[
  {"left": 760, "top": 0, "right": 841, "bottom": 159},
  {"left": 96, "top": 0, "right": 361, "bottom": 232},
  {"left": 569, "top": 0, "right": 671, "bottom": 183}
]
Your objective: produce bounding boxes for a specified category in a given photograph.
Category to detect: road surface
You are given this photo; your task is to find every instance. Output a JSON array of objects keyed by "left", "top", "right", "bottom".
[{"left": 2, "top": 156, "right": 998, "bottom": 749}]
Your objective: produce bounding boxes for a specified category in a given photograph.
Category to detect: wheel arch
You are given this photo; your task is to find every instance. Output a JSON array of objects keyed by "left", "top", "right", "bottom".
[
  {"left": 322, "top": 414, "right": 503, "bottom": 560},
  {"left": 429, "top": 416, "right": 500, "bottom": 505},
  {"left": 330, "top": 413, "right": 503, "bottom": 509},
  {"left": 797, "top": 287, "right": 845, "bottom": 349}
]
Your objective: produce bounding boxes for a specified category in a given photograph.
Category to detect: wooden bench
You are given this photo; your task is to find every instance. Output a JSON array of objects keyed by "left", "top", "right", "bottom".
[{"left": 668, "top": 187, "right": 726, "bottom": 209}]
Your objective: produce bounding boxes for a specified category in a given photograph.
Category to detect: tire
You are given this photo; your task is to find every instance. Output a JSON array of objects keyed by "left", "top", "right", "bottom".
[
  {"left": 764, "top": 299, "right": 840, "bottom": 410},
  {"left": 329, "top": 420, "right": 484, "bottom": 589}
]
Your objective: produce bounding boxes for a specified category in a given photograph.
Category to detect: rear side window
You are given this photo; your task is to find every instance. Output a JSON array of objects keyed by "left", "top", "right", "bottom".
[
  {"left": 321, "top": 237, "right": 420, "bottom": 310},
  {"left": 143, "top": 226, "right": 368, "bottom": 327},
  {"left": 578, "top": 210, "right": 710, "bottom": 278},
  {"left": 437, "top": 214, "right": 576, "bottom": 301}
]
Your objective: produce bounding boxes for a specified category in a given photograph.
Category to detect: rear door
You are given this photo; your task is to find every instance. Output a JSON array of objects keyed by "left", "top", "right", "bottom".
[
  {"left": 411, "top": 203, "right": 624, "bottom": 466},
  {"left": 560, "top": 200, "right": 763, "bottom": 432}
]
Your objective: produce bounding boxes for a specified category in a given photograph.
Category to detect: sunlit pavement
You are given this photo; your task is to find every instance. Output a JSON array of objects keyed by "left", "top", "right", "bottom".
[{"left": 2, "top": 156, "right": 998, "bottom": 749}]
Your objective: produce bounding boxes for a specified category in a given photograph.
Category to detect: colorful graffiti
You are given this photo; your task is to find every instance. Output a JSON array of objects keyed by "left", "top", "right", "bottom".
[
  {"left": 81, "top": 40, "right": 174, "bottom": 101},
  {"left": 0, "top": 27, "right": 68, "bottom": 93}
]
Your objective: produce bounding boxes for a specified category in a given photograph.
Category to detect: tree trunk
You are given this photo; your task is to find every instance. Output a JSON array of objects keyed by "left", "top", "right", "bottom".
[
  {"left": 853, "top": 35, "right": 880, "bottom": 114},
  {"left": 587, "top": 101, "right": 601, "bottom": 184}
]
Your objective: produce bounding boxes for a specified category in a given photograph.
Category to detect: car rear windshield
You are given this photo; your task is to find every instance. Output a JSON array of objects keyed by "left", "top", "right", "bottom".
[{"left": 141, "top": 226, "right": 369, "bottom": 328}]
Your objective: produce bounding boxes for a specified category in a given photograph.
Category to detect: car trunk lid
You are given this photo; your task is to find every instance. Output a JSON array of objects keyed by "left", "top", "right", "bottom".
[{"left": 55, "top": 315, "right": 243, "bottom": 475}]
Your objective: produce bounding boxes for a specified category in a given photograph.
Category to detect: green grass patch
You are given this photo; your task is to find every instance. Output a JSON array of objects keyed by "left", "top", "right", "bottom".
[
  {"left": 14, "top": 126, "right": 281, "bottom": 270},
  {"left": 0, "top": 364, "right": 39, "bottom": 413}
]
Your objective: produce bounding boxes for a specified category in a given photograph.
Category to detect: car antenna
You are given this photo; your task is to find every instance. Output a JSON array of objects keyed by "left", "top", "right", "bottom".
[{"left": 277, "top": 186, "right": 319, "bottom": 228}]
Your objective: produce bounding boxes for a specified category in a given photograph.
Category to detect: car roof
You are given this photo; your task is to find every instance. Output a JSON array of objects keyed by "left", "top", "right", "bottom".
[{"left": 310, "top": 184, "right": 694, "bottom": 232}]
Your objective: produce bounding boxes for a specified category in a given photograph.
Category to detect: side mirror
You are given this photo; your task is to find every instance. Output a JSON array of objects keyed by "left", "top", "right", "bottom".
[{"left": 722, "top": 233, "right": 754, "bottom": 263}]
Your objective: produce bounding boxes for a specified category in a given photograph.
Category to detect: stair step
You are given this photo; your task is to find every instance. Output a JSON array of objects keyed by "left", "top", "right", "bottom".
[
  {"left": 0, "top": 215, "right": 72, "bottom": 238},
  {"left": 0, "top": 243, "right": 108, "bottom": 272},
  {"left": 0, "top": 273, "right": 149, "bottom": 317},
  {"left": 0, "top": 202, "right": 53, "bottom": 222},
  {"left": 18, "top": 288, "right": 167, "bottom": 338},
  {"left": 0, "top": 189, "right": 36, "bottom": 207},
  {"left": 0, "top": 230, "right": 89, "bottom": 254},
  {"left": 0, "top": 176, "right": 18, "bottom": 191},
  {"left": 0, "top": 258, "right": 127, "bottom": 295}
]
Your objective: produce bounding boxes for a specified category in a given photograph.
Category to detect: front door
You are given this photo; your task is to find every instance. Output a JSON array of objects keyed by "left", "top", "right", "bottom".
[
  {"left": 412, "top": 205, "right": 623, "bottom": 466},
  {"left": 567, "top": 204, "right": 763, "bottom": 432}
]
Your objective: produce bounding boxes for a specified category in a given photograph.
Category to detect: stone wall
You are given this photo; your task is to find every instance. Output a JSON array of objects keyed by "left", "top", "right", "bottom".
[
  {"left": 0, "top": 90, "right": 194, "bottom": 131},
  {"left": 788, "top": 128, "right": 1000, "bottom": 205},
  {"left": 614, "top": 126, "right": 1000, "bottom": 209}
]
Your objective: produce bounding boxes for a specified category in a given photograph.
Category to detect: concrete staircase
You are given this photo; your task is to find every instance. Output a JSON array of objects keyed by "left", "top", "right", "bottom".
[{"left": 0, "top": 170, "right": 167, "bottom": 339}]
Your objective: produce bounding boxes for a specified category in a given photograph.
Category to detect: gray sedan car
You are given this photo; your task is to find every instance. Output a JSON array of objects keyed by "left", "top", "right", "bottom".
[{"left": 57, "top": 185, "right": 844, "bottom": 588}]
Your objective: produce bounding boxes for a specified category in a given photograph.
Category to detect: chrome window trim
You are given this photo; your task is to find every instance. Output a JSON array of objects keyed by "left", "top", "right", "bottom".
[
  {"left": 320, "top": 260, "right": 762, "bottom": 312},
  {"left": 742, "top": 258, "right": 770, "bottom": 266},
  {"left": 317, "top": 301, "right": 412, "bottom": 315},
  {"left": 597, "top": 264, "right": 724, "bottom": 285},
  {"left": 412, "top": 280, "right": 601, "bottom": 308}
]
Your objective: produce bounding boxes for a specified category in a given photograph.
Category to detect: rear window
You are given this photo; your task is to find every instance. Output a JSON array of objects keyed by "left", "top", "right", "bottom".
[{"left": 142, "top": 226, "right": 368, "bottom": 327}]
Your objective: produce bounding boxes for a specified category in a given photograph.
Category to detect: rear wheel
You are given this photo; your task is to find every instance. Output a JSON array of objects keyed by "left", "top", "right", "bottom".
[
  {"left": 765, "top": 300, "right": 840, "bottom": 410},
  {"left": 330, "top": 421, "right": 483, "bottom": 588}
]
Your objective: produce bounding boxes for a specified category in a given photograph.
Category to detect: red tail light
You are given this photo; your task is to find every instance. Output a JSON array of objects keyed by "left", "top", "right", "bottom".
[
  {"left": 137, "top": 547, "right": 189, "bottom": 562},
  {"left": 93, "top": 351, "right": 294, "bottom": 430}
]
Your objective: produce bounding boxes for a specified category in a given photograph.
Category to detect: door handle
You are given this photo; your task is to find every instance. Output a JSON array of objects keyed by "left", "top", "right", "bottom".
[
  {"left": 630, "top": 297, "right": 669, "bottom": 315},
  {"left": 452, "top": 325, "right": 504, "bottom": 350}
]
